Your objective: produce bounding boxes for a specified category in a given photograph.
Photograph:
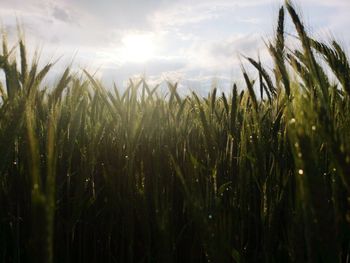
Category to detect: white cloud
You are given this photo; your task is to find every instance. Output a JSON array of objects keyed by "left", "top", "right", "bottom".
[
  {"left": 0, "top": 0, "right": 349, "bottom": 94},
  {"left": 307, "top": 0, "right": 350, "bottom": 7}
]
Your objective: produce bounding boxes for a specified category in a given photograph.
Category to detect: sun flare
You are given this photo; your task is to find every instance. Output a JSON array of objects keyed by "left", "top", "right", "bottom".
[{"left": 120, "top": 33, "right": 155, "bottom": 63}]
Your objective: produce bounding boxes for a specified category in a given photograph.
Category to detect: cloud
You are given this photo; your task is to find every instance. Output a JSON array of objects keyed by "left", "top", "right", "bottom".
[
  {"left": 150, "top": 0, "right": 275, "bottom": 30},
  {"left": 0, "top": 0, "right": 349, "bottom": 95},
  {"left": 307, "top": 0, "right": 350, "bottom": 7},
  {"left": 210, "top": 34, "right": 262, "bottom": 58},
  {"left": 66, "top": 0, "right": 170, "bottom": 30},
  {"left": 52, "top": 6, "right": 72, "bottom": 23}
]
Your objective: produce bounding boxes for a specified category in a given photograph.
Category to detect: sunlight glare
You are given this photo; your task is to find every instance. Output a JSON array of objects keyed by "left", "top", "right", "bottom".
[{"left": 120, "top": 33, "right": 155, "bottom": 63}]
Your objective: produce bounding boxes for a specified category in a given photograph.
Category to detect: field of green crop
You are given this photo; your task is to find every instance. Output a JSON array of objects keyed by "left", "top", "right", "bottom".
[{"left": 0, "top": 2, "right": 350, "bottom": 262}]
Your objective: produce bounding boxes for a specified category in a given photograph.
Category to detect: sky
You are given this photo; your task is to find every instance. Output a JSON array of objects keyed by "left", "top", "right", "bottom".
[{"left": 1, "top": 0, "right": 350, "bottom": 94}]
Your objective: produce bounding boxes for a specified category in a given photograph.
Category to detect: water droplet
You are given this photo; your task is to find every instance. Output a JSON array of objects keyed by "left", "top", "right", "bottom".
[
  {"left": 208, "top": 214, "right": 212, "bottom": 219},
  {"left": 294, "top": 142, "right": 299, "bottom": 148},
  {"left": 298, "top": 169, "right": 304, "bottom": 175},
  {"left": 312, "top": 125, "right": 316, "bottom": 131},
  {"left": 125, "top": 155, "right": 129, "bottom": 159},
  {"left": 289, "top": 118, "right": 296, "bottom": 124},
  {"left": 298, "top": 153, "right": 302, "bottom": 158},
  {"left": 13, "top": 161, "right": 17, "bottom": 165},
  {"left": 333, "top": 168, "right": 337, "bottom": 172}
]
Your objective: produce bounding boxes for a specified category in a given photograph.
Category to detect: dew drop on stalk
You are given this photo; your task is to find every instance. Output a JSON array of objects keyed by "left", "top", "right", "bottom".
[
  {"left": 249, "top": 135, "right": 253, "bottom": 143},
  {"left": 298, "top": 169, "right": 304, "bottom": 175},
  {"left": 208, "top": 214, "right": 212, "bottom": 219},
  {"left": 312, "top": 125, "right": 316, "bottom": 131},
  {"left": 289, "top": 118, "right": 296, "bottom": 124}
]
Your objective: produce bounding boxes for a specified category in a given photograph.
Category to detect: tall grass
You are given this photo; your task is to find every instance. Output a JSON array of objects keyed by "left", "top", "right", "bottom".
[{"left": 0, "top": 2, "right": 350, "bottom": 262}]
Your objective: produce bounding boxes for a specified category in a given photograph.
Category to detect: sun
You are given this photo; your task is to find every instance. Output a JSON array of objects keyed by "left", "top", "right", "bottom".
[{"left": 120, "top": 33, "right": 155, "bottom": 63}]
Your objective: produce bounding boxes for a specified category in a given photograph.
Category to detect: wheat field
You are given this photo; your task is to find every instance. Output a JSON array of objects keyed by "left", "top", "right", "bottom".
[{"left": 0, "top": 2, "right": 350, "bottom": 262}]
